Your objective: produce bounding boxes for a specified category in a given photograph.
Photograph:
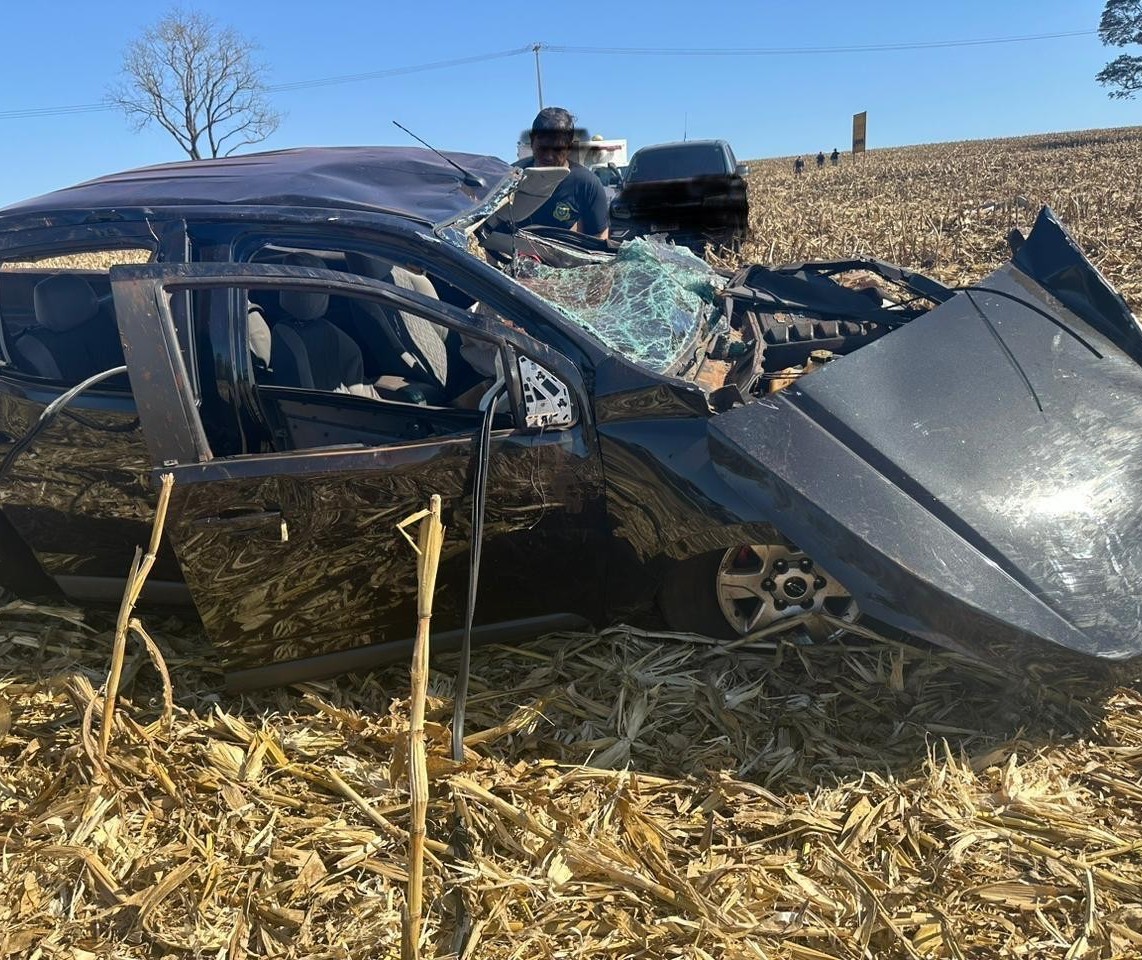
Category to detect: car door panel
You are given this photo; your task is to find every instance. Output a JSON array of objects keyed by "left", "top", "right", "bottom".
[
  {"left": 110, "top": 262, "right": 606, "bottom": 678},
  {"left": 0, "top": 384, "right": 170, "bottom": 583},
  {"left": 164, "top": 440, "right": 471, "bottom": 665}
]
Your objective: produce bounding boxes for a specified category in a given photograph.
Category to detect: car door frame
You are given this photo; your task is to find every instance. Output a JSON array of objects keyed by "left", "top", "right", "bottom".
[
  {"left": 111, "top": 260, "right": 598, "bottom": 459},
  {"left": 109, "top": 260, "right": 604, "bottom": 686}
]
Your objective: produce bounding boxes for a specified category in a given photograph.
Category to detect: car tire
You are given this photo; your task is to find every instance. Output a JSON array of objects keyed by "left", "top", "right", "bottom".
[
  {"left": 659, "top": 543, "right": 859, "bottom": 640},
  {"left": 658, "top": 551, "right": 737, "bottom": 639}
]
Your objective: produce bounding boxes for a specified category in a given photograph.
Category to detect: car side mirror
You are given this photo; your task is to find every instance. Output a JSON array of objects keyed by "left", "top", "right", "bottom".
[
  {"left": 518, "top": 355, "right": 575, "bottom": 429},
  {"left": 735, "top": 163, "right": 750, "bottom": 177}
]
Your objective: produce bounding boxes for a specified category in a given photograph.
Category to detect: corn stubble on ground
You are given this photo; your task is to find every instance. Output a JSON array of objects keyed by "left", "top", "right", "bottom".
[
  {"left": 738, "top": 126, "right": 1142, "bottom": 315},
  {"left": 1, "top": 127, "right": 1142, "bottom": 958}
]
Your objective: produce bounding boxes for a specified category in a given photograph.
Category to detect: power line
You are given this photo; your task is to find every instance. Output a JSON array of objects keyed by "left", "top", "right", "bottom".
[
  {"left": 0, "top": 103, "right": 110, "bottom": 120},
  {"left": 544, "top": 29, "right": 1095, "bottom": 57},
  {"left": 267, "top": 45, "right": 532, "bottom": 92},
  {"left": 0, "top": 45, "right": 534, "bottom": 121},
  {"left": 0, "top": 30, "right": 1096, "bottom": 122}
]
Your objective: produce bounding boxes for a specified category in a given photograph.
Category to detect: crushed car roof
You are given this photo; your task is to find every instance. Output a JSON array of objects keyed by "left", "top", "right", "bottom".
[{"left": 0, "top": 146, "right": 512, "bottom": 226}]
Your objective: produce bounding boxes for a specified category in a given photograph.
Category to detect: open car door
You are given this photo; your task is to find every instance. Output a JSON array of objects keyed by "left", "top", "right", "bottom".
[
  {"left": 109, "top": 262, "right": 605, "bottom": 689},
  {"left": 709, "top": 209, "right": 1142, "bottom": 680}
]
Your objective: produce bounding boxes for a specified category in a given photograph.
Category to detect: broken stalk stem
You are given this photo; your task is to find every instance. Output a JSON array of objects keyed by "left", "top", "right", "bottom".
[
  {"left": 99, "top": 472, "right": 174, "bottom": 756},
  {"left": 397, "top": 494, "right": 445, "bottom": 960}
]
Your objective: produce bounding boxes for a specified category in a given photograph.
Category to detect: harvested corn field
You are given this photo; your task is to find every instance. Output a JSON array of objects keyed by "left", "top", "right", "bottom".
[
  {"left": 740, "top": 126, "right": 1142, "bottom": 314},
  {"left": 2, "top": 126, "right": 1142, "bottom": 959},
  {"left": 2, "top": 600, "right": 1142, "bottom": 959}
]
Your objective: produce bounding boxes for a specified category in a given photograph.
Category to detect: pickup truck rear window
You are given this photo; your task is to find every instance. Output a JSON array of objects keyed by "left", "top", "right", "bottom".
[{"left": 626, "top": 145, "right": 728, "bottom": 183}]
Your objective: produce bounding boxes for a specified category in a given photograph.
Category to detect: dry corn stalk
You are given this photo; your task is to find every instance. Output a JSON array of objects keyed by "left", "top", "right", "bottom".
[
  {"left": 98, "top": 471, "right": 174, "bottom": 756},
  {"left": 396, "top": 494, "right": 445, "bottom": 960}
]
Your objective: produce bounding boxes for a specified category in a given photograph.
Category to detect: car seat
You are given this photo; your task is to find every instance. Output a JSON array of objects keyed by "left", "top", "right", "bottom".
[
  {"left": 13, "top": 275, "right": 125, "bottom": 382},
  {"left": 343, "top": 252, "right": 449, "bottom": 398},
  {"left": 269, "top": 253, "right": 367, "bottom": 391}
]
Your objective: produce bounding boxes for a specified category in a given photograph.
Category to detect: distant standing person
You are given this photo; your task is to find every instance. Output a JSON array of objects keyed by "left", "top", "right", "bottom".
[
  {"left": 793, "top": 156, "right": 805, "bottom": 176},
  {"left": 830, "top": 148, "right": 839, "bottom": 166},
  {"left": 515, "top": 107, "right": 609, "bottom": 239},
  {"left": 816, "top": 151, "right": 825, "bottom": 169}
]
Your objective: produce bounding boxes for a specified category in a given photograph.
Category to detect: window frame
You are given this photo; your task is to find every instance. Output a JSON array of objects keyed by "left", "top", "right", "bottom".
[
  {"left": 0, "top": 227, "right": 167, "bottom": 393},
  {"left": 109, "top": 262, "right": 592, "bottom": 469}
]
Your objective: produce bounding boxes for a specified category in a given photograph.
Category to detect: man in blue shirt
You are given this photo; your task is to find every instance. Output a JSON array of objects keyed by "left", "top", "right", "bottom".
[{"left": 516, "top": 107, "right": 610, "bottom": 239}]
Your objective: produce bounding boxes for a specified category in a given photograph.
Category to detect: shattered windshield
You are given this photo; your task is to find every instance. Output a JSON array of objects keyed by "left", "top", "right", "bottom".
[{"left": 514, "top": 238, "right": 725, "bottom": 373}]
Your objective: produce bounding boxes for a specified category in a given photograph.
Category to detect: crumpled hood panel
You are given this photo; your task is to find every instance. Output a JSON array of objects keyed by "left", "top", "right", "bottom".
[{"left": 709, "top": 210, "right": 1142, "bottom": 669}]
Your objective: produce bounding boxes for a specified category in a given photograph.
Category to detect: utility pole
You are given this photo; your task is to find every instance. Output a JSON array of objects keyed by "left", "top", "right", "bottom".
[{"left": 533, "top": 43, "right": 544, "bottom": 110}]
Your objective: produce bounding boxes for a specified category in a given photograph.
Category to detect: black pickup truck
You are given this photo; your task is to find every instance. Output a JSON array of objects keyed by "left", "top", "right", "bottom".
[{"left": 608, "top": 139, "right": 749, "bottom": 251}]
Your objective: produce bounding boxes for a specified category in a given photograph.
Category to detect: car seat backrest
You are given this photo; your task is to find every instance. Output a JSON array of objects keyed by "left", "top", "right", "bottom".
[
  {"left": 344, "top": 252, "right": 448, "bottom": 390},
  {"left": 274, "top": 253, "right": 366, "bottom": 391},
  {"left": 277, "top": 255, "right": 329, "bottom": 324},
  {"left": 13, "top": 275, "right": 124, "bottom": 382},
  {"left": 268, "top": 322, "right": 314, "bottom": 388},
  {"left": 388, "top": 265, "right": 449, "bottom": 388}
]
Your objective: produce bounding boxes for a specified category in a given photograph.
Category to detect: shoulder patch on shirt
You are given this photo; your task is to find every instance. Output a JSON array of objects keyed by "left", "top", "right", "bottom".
[{"left": 553, "top": 201, "right": 574, "bottom": 222}]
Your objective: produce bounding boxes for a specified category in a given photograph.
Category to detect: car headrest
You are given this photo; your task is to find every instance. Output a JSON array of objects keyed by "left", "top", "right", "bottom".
[
  {"left": 390, "top": 265, "right": 439, "bottom": 301},
  {"left": 33, "top": 275, "right": 100, "bottom": 333},
  {"left": 345, "top": 250, "right": 394, "bottom": 280},
  {"left": 278, "top": 252, "right": 329, "bottom": 321},
  {"left": 345, "top": 251, "right": 440, "bottom": 303}
]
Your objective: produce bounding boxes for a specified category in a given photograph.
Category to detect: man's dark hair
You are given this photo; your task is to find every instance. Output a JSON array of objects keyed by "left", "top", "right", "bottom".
[{"left": 531, "top": 107, "right": 575, "bottom": 135}]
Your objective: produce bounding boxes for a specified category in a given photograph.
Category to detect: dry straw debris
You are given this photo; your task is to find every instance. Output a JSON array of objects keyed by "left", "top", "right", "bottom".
[{"left": 0, "top": 602, "right": 1140, "bottom": 959}]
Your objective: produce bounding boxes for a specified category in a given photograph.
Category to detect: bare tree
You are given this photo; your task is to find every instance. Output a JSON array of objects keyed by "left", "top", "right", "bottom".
[
  {"left": 1096, "top": 0, "right": 1142, "bottom": 100},
  {"left": 109, "top": 8, "right": 281, "bottom": 159}
]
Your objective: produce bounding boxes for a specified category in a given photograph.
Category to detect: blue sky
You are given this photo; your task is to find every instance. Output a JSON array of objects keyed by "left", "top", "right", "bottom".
[{"left": 0, "top": 0, "right": 1136, "bottom": 205}]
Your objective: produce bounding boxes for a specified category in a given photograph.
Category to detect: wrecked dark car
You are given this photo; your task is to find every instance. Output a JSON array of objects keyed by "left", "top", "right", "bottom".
[
  {"left": 609, "top": 139, "right": 750, "bottom": 251},
  {"left": 0, "top": 145, "right": 1139, "bottom": 691}
]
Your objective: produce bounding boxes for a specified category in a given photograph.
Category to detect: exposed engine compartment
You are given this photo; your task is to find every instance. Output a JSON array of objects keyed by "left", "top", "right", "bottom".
[
  {"left": 688, "top": 257, "right": 954, "bottom": 398},
  {"left": 456, "top": 202, "right": 957, "bottom": 404}
]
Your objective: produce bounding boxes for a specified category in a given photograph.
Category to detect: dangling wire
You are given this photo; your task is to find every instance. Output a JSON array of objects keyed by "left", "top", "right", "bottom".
[
  {"left": 449, "top": 371, "right": 506, "bottom": 958},
  {"left": 452, "top": 372, "right": 506, "bottom": 762}
]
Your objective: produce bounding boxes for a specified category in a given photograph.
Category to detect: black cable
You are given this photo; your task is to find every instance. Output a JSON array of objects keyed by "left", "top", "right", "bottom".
[
  {"left": 0, "top": 365, "right": 128, "bottom": 484},
  {"left": 449, "top": 378, "right": 505, "bottom": 958},
  {"left": 452, "top": 382, "right": 504, "bottom": 761}
]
